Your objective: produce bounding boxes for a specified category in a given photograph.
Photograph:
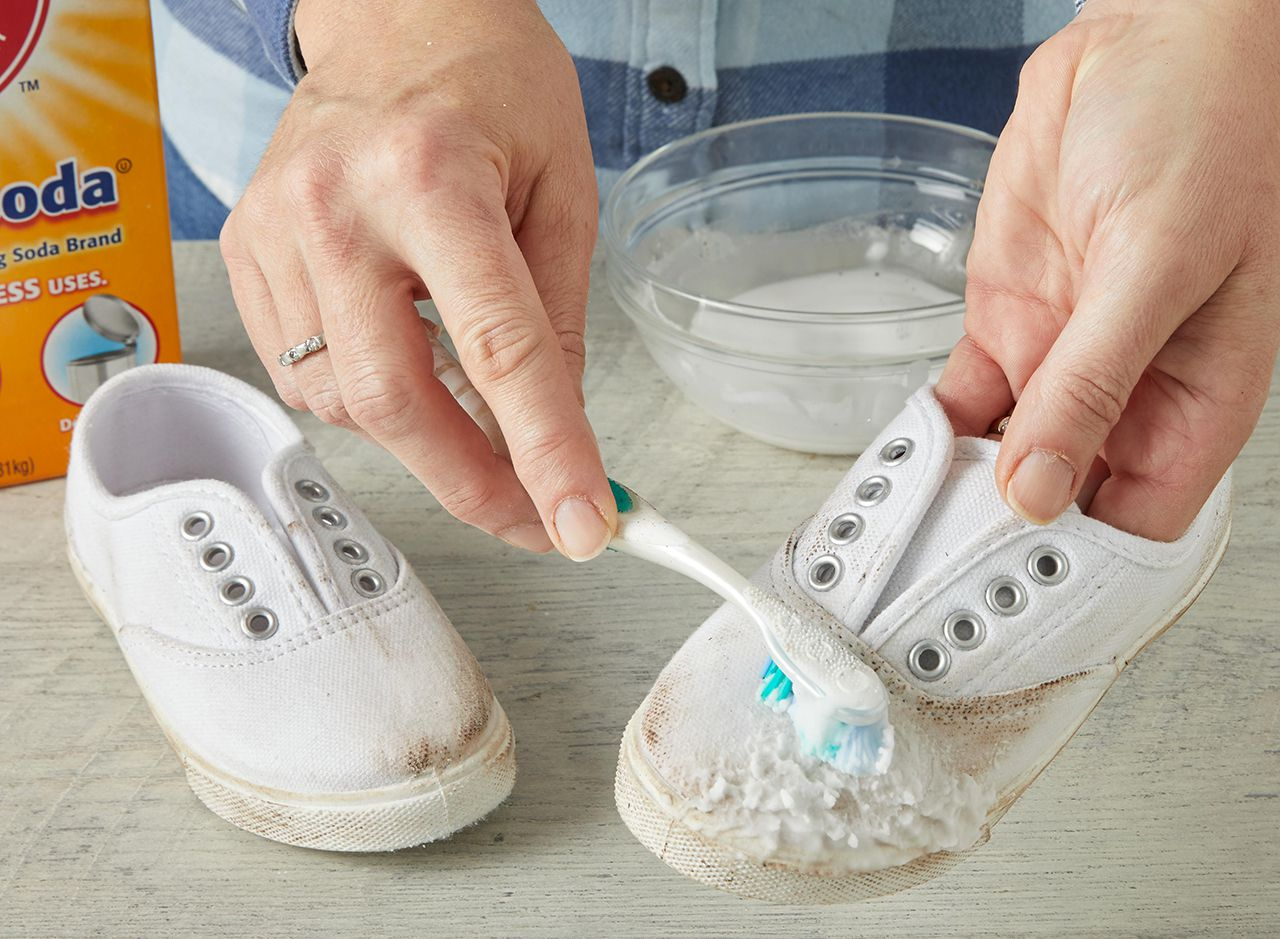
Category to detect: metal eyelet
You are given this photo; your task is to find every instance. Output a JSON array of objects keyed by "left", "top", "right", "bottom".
[
  {"left": 1028, "top": 546, "right": 1069, "bottom": 586},
  {"left": 826, "top": 513, "right": 864, "bottom": 546},
  {"left": 985, "top": 576, "right": 1027, "bottom": 616},
  {"left": 333, "top": 539, "right": 368, "bottom": 564},
  {"left": 219, "top": 576, "right": 254, "bottom": 606},
  {"left": 199, "top": 542, "right": 234, "bottom": 573},
  {"left": 180, "top": 511, "right": 212, "bottom": 541},
  {"left": 313, "top": 505, "right": 347, "bottom": 530},
  {"left": 944, "top": 610, "right": 986, "bottom": 650},
  {"left": 855, "top": 476, "right": 891, "bottom": 506},
  {"left": 879, "top": 438, "right": 914, "bottom": 466},
  {"left": 295, "top": 479, "right": 329, "bottom": 503},
  {"left": 351, "top": 568, "right": 385, "bottom": 598},
  {"left": 241, "top": 608, "right": 278, "bottom": 640},
  {"left": 908, "top": 639, "right": 950, "bottom": 681},
  {"left": 807, "top": 554, "right": 842, "bottom": 591}
]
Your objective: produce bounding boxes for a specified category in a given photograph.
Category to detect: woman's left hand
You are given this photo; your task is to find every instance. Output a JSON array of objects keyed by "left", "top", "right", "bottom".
[{"left": 937, "top": 0, "right": 1280, "bottom": 541}]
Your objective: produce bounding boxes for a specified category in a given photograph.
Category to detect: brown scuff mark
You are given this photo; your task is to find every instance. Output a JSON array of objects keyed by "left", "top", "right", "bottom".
[
  {"left": 458, "top": 689, "right": 492, "bottom": 747},
  {"left": 897, "top": 669, "right": 1101, "bottom": 778},
  {"left": 642, "top": 674, "right": 675, "bottom": 753},
  {"left": 642, "top": 720, "right": 659, "bottom": 751},
  {"left": 405, "top": 738, "right": 434, "bottom": 776},
  {"left": 419, "top": 681, "right": 493, "bottom": 772},
  {"left": 906, "top": 669, "right": 1093, "bottom": 732},
  {"left": 366, "top": 618, "right": 392, "bottom": 658}
]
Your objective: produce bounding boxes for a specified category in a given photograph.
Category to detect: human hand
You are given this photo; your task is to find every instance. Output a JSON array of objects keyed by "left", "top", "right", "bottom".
[
  {"left": 937, "top": 0, "right": 1280, "bottom": 541},
  {"left": 219, "top": 0, "right": 614, "bottom": 559}
]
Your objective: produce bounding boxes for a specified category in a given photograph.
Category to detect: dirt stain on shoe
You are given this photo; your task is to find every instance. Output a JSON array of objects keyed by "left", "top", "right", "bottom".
[
  {"left": 405, "top": 739, "right": 434, "bottom": 776},
  {"left": 459, "top": 694, "right": 492, "bottom": 745},
  {"left": 401, "top": 686, "right": 493, "bottom": 775},
  {"left": 641, "top": 660, "right": 696, "bottom": 758}
]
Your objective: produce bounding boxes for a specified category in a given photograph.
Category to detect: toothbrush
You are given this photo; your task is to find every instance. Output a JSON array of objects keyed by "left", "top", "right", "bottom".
[
  {"left": 421, "top": 324, "right": 508, "bottom": 458},
  {"left": 421, "top": 327, "right": 893, "bottom": 774},
  {"left": 607, "top": 479, "right": 894, "bottom": 776}
]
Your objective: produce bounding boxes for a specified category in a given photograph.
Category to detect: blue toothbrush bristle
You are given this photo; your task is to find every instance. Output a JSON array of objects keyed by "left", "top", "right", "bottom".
[
  {"left": 792, "top": 715, "right": 890, "bottom": 776},
  {"left": 830, "top": 721, "right": 892, "bottom": 776},
  {"left": 758, "top": 659, "right": 794, "bottom": 711},
  {"left": 757, "top": 660, "right": 893, "bottom": 776}
]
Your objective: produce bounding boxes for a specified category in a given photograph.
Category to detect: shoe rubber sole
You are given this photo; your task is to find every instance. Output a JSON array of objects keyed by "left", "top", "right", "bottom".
[
  {"left": 614, "top": 523, "right": 1231, "bottom": 903},
  {"left": 68, "top": 543, "right": 516, "bottom": 852}
]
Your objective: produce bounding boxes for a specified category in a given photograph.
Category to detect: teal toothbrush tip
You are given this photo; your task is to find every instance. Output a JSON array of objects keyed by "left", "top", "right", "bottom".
[
  {"left": 759, "top": 657, "right": 893, "bottom": 775},
  {"left": 608, "top": 478, "right": 634, "bottom": 514},
  {"left": 758, "top": 658, "right": 794, "bottom": 711}
]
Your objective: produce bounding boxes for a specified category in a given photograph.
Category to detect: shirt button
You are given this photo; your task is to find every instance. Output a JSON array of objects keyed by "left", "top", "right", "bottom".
[{"left": 647, "top": 66, "right": 688, "bottom": 104}]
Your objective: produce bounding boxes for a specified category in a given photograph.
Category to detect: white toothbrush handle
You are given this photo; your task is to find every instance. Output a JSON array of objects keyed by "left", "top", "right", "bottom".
[
  {"left": 609, "top": 483, "right": 846, "bottom": 705},
  {"left": 609, "top": 491, "right": 761, "bottom": 617},
  {"left": 428, "top": 341, "right": 882, "bottom": 721},
  {"left": 422, "top": 321, "right": 509, "bottom": 459}
]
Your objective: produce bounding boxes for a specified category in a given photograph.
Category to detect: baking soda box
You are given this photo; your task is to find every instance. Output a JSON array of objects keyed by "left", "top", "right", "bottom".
[{"left": 0, "top": 0, "right": 179, "bottom": 488}]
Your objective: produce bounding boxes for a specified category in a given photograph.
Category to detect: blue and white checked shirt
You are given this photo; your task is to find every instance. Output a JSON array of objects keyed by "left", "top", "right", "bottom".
[{"left": 152, "top": 0, "right": 1078, "bottom": 239}]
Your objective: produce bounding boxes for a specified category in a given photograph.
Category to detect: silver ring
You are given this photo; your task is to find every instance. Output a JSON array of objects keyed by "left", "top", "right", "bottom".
[{"left": 278, "top": 334, "right": 326, "bottom": 367}]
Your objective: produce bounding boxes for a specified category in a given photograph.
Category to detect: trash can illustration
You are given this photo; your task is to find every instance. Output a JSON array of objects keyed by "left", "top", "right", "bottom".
[{"left": 66, "top": 294, "right": 142, "bottom": 400}]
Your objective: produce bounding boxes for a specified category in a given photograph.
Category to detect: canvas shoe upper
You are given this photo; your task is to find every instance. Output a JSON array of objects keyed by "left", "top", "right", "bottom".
[
  {"left": 65, "top": 363, "right": 515, "bottom": 851},
  {"left": 616, "top": 384, "right": 1231, "bottom": 902}
]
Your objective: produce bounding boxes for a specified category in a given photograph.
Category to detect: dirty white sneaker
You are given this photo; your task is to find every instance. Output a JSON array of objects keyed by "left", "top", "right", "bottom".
[
  {"left": 615, "top": 385, "right": 1231, "bottom": 902},
  {"left": 65, "top": 364, "right": 515, "bottom": 851}
]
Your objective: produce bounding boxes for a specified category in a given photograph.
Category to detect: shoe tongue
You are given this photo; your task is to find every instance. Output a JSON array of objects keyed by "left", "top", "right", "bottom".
[
  {"left": 258, "top": 445, "right": 347, "bottom": 611},
  {"left": 258, "top": 445, "right": 401, "bottom": 614},
  {"left": 862, "top": 437, "right": 1010, "bottom": 627},
  {"left": 858, "top": 437, "right": 1087, "bottom": 647},
  {"left": 791, "top": 387, "right": 1087, "bottom": 644},
  {"left": 790, "top": 385, "right": 956, "bottom": 633}
]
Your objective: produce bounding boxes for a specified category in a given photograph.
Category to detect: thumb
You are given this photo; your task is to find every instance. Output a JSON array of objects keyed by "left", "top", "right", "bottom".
[{"left": 997, "top": 226, "right": 1226, "bottom": 525}]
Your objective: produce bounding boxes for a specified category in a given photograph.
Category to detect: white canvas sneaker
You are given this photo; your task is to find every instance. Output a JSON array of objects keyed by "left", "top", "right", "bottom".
[
  {"left": 65, "top": 364, "right": 515, "bottom": 851},
  {"left": 615, "top": 385, "right": 1231, "bottom": 903}
]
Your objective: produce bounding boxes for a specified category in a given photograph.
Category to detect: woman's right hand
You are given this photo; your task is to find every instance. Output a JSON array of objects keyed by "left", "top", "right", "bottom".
[
  {"left": 219, "top": 0, "right": 616, "bottom": 560},
  {"left": 937, "top": 0, "right": 1280, "bottom": 541}
]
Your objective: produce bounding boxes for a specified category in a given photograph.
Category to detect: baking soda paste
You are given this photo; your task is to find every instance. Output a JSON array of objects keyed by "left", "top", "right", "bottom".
[
  {"left": 732, "top": 266, "right": 961, "bottom": 317},
  {"left": 667, "top": 266, "right": 960, "bottom": 453},
  {"left": 687, "top": 266, "right": 960, "bottom": 360},
  {"left": 684, "top": 715, "right": 993, "bottom": 873}
]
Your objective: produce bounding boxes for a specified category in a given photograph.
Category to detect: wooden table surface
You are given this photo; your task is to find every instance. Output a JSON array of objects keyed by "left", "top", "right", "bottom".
[{"left": 2, "top": 243, "right": 1277, "bottom": 937}]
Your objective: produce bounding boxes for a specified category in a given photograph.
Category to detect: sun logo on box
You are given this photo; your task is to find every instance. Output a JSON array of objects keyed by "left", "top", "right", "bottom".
[
  {"left": 2, "top": 1, "right": 159, "bottom": 224},
  {"left": 0, "top": 0, "right": 49, "bottom": 96}
]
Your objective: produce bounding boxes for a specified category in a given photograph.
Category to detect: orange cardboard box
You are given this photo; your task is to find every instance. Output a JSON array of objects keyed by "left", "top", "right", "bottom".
[{"left": 0, "top": 0, "right": 179, "bottom": 488}]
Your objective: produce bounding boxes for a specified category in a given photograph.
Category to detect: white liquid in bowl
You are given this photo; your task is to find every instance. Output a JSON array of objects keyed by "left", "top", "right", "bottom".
[
  {"left": 732, "top": 266, "right": 961, "bottom": 315},
  {"left": 687, "top": 267, "right": 961, "bottom": 361},
  {"left": 605, "top": 112, "right": 989, "bottom": 454},
  {"left": 651, "top": 267, "right": 959, "bottom": 454}
]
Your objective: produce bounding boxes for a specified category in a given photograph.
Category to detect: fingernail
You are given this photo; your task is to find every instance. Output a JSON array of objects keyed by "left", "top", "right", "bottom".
[
  {"left": 1007, "top": 449, "right": 1077, "bottom": 524},
  {"left": 497, "top": 522, "right": 554, "bottom": 554},
  {"left": 553, "top": 497, "right": 611, "bottom": 562}
]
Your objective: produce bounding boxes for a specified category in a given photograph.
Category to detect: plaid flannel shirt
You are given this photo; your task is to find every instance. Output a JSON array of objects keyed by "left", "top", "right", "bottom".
[{"left": 153, "top": 0, "right": 1077, "bottom": 238}]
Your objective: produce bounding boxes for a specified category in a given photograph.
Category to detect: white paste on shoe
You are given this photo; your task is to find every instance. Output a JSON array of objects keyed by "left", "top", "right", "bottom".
[
  {"left": 683, "top": 717, "right": 991, "bottom": 870},
  {"left": 616, "top": 383, "right": 1233, "bottom": 901}
]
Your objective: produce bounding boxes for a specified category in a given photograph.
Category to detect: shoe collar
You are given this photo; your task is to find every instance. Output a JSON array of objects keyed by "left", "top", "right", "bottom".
[
  {"left": 70, "top": 363, "right": 400, "bottom": 615},
  {"left": 785, "top": 383, "right": 1224, "bottom": 651}
]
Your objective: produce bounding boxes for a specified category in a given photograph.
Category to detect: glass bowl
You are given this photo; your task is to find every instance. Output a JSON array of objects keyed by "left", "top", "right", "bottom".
[{"left": 603, "top": 112, "right": 994, "bottom": 454}]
